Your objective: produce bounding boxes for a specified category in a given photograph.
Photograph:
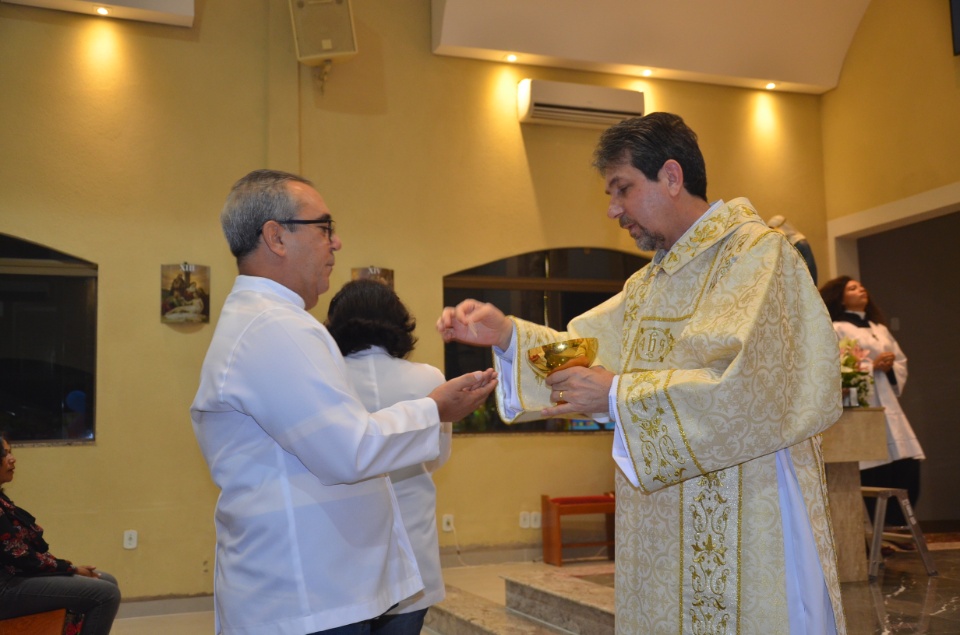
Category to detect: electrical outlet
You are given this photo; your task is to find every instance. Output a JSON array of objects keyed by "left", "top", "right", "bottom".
[
  {"left": 123, "top": 530, "right": 138, "bottom": 550},
  {"left": 519, "top": 511, "right": 531, "bottom": 528},
  {"left": 530, "top": 511, "right": 542, "bottom": 529},
  {"left": 441, "top": 514, "right": 454, "bottom": 532}
]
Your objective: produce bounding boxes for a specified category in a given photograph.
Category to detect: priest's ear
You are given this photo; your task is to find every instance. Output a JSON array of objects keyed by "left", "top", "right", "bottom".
[{"left": 659, "top": 160, "right": 684, "bottom": 196}]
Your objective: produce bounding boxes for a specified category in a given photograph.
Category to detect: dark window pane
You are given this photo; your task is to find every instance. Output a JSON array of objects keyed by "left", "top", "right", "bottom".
[{"left": 0, "top": 236, "right": 97, "bottom": 443}]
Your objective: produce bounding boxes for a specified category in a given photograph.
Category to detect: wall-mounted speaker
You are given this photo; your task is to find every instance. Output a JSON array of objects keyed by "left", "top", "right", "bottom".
[{"left": 289, "top": 0, "right": 358, "bottom": 66}]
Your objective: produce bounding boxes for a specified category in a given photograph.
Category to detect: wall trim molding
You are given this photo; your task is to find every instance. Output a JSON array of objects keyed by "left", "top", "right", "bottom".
[{"left": 827, "top": 181, "right": 960, "bottom": 279}]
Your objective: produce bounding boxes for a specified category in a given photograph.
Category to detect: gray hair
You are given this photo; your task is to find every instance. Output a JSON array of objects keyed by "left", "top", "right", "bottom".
[{"left": 220, "top": 169, "right": 313, "bottom": 261}]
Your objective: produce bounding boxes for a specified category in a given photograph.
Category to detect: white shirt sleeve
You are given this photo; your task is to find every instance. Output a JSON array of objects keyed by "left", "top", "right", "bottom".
[
  {"left": 609, "top": 375, "right": 641, "bottom": 487},
  {"left": 493, "top": 328, "right": 524, "bottom": 421}
]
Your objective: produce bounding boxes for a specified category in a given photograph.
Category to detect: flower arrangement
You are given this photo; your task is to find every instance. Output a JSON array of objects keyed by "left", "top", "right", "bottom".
[{"left": 839, "top": 337, "right": 871, "bottom": 407}]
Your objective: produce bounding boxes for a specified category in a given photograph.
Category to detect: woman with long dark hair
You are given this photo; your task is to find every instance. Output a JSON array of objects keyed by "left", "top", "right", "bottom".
[{"left": 820, "top": 276, "right": 924, "bottom": 526}]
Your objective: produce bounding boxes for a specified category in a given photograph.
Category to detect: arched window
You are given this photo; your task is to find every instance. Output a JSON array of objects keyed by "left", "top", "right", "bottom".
[
  {"left": 443, "top": 247, "right": 648, "bottom": 433},
  {"left": 0, "top": 234, "right": 98, "bottom": 443}
]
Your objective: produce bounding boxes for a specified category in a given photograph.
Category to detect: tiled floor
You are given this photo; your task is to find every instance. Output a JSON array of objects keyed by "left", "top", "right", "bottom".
[
  {"left": 113, "top": 611, "right": 214, "bottom": 634},
  {"left": 112, "top": 548, "right": 960, "bottom": 634},
  {"left": 843, "top": 547, "right": 960, "bottom": 634}
]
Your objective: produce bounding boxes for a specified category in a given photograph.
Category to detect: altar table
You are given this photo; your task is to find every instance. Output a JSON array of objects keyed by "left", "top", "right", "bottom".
[{"left": 821, "top": 406, "right": 888, "bottom": 582}]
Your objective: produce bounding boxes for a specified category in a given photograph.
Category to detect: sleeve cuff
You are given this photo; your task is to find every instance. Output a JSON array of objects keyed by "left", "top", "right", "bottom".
[{"left": 609, "top": 376, "right": 641, "bottom": 488}]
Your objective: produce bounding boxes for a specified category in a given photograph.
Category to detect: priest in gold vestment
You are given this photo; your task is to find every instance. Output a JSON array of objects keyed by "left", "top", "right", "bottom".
[{"left": 438, "top": 113, "right": 846, "bottom": 634}]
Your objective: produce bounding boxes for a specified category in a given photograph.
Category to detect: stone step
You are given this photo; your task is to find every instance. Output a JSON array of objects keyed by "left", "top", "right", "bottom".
[
  {"left": 425, "top": 584, "right": 562, "bottom": 635},
  {"left": 503, "top": 564, "right": 614, "bottom": 635}
]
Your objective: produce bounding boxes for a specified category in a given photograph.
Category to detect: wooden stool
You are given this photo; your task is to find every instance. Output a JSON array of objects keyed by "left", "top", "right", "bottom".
[
  {"left": 0, "top": 609, "right": 67, "bottom": 635},
  {"left": 861, "top": 486, "right": 937, "bottom": 579},
  {"left": 541, "top": 494, "right": 615, "bottom": 566}
]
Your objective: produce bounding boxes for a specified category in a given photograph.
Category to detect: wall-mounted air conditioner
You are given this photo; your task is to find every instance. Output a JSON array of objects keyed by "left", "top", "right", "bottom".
[{"left": 518, "top": 79, "right": 644, "bottom": 129}]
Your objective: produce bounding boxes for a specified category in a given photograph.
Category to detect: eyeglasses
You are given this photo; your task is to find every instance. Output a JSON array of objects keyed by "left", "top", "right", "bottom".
[{"left": 257, "top": 218, "right": 335, "bottom": 240}]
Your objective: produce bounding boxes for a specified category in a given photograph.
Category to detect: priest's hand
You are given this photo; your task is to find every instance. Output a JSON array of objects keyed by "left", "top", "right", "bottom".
[
  {"left": 436, "top": 299, "right": 513, "bottom": 350},
  {"left": 541, "top": 366, "right": 615, "bottom": 418},
  {"left": 429, "top": 368, "right": 499, "bottom": 422}
]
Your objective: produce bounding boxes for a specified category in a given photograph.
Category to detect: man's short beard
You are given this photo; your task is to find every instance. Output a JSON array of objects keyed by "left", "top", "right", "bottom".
[
  {"left": 635, "top": 229, "right": 666, "bottom": 252},
  {"left": 620, "top": 217, "right": 667, "bottom": 252}
]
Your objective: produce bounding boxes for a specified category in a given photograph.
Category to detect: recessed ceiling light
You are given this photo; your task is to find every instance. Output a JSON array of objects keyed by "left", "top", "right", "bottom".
[
  {"left": 96, "top": 7, "right": 110, "bottom": 15},
  {"left": 504, "top": 54, "right": 518, "bottom": 63},
  {"left": 765, "top": 82, "right": 777, "bottom": 90},
  {"left": 641, "top": 69, "right": 652, "bottom": 77}
]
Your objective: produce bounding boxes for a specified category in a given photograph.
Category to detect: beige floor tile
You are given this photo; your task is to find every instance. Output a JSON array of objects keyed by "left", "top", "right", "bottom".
[{"left": 112, "top": 611, "right": 214, "bottom": 635}]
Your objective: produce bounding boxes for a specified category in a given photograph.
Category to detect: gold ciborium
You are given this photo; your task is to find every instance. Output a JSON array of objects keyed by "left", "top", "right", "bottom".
[{"left": 527, "top": 337, "right": 599, "bottom": 378}]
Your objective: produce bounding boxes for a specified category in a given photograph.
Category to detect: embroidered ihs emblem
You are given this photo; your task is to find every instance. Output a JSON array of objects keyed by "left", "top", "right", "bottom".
[{"left": 635, "top": 326, "right": 675, "bottom": 362}]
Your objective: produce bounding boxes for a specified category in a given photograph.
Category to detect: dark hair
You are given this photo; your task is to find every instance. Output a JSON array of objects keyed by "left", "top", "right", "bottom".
[
  {"left": 819, "top": 276, "right": 888, "bottom": 326},
  {"left": 220, "top": 169, "right": 313, "bottom": 262},
  {"left": 593, "top": 112, "right": 707, "bottom": 201},
  {"left": 0, "top": 433, "right": 7, "bottom": 492},
  {"left": 326, "top": 279, "right": 417, "bottom": 359}
]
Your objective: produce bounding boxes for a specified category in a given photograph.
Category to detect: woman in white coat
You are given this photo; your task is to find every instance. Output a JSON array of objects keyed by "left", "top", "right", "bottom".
[
  {"left": 820, "top": 276, "right": 924, "bottom": 526},
  {"left": 326, "top": 279, "right": 451, "bottom": 635}
]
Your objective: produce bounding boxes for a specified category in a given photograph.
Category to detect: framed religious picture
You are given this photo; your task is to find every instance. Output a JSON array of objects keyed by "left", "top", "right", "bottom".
[
  {"left": 161, "top": 263, "right": 211, "bottom": 324},
  {"left": 351, "top": 266, "right": 394, "bottom": 288}
]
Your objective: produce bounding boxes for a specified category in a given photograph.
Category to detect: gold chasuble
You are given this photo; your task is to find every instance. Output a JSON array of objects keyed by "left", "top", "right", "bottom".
[{"left": 495, "top": 199, "right": 845, "bottom": 634}]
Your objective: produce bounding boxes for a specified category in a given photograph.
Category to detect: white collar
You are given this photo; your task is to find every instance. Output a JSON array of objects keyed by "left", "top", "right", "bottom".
[{"left": 233, "top": 275, "right": 306, "bottom": 309}]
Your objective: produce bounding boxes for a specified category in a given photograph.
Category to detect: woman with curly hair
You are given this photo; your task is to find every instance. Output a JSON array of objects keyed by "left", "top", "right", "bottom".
[{"left": 326, "top": 279, "right": 450, "bottom": 635}]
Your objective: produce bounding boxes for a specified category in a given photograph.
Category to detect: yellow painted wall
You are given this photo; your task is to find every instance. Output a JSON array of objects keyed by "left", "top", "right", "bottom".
[
  {"left": 0, "top": 0, "right": 272, "bottom": 599},
  {"left": 822, "top": 0, "right": 960, "bottom": 219},
  {"left": 0, "top": 0, "right": 827, "bottom": 598}
]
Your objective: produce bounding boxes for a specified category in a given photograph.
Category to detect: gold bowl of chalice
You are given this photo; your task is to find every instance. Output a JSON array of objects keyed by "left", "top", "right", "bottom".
[{"left": 526, "top": 337, "right": 599, "bottom": 378}]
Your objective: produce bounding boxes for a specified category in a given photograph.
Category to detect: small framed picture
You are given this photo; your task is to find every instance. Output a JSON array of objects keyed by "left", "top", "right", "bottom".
[{"left": 161, "top": 263, "right": 210, "bottom": 324}]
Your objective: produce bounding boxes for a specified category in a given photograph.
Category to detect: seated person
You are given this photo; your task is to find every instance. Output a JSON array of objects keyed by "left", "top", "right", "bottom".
[{"left": 0, "top": 435, "right": 121, "bottom": 635}]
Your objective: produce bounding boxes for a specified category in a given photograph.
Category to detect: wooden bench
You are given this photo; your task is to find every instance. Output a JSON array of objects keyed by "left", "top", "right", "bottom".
[
  {"left": 541, "top": 494, "right": 615, "bottom": 566},
  {"left": 0, "top": 609, "right": 67, "bottom": 635}
]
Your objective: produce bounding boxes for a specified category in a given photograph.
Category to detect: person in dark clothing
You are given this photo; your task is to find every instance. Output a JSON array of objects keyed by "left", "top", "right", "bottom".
[{"left": 0, "top": 435, "right": 120, "bottom": 634}]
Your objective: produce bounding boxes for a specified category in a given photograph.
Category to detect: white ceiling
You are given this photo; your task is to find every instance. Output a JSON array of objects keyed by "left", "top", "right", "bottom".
[
  {"left": 0, "top": 0, "right": 194, "bottom": 27},
  {"left": 432, "top": 0, "right": 872, "bottom": 94}
]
